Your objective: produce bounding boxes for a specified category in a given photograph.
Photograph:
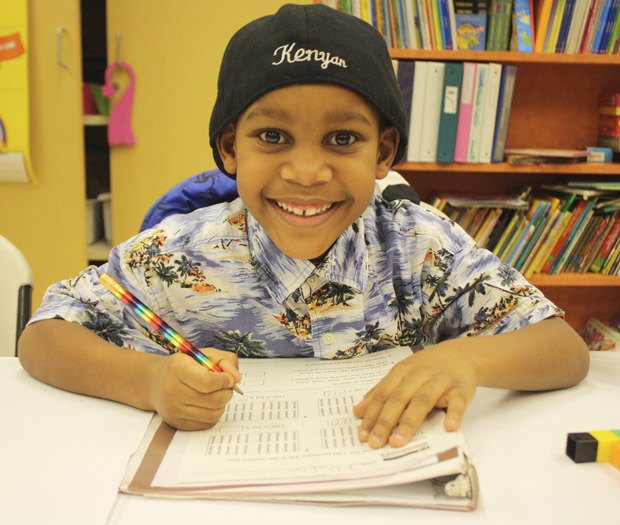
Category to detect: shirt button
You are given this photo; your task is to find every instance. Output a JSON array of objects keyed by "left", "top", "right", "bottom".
[
  {"left": 308, "top": 275, "right": 320, "bottom": 286},
  {"left": 322, "top": 333, "right": 334, "bottom": 345}
]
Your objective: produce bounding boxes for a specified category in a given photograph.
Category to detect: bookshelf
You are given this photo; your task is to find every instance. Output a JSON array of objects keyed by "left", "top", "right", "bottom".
[{"left": 389, "top": 48, "right": 620, "bottom": 329}]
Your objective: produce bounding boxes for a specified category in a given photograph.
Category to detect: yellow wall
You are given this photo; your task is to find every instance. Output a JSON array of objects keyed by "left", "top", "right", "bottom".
[{"left": 0, "top": 0, "right": 307, "bottom": 308}]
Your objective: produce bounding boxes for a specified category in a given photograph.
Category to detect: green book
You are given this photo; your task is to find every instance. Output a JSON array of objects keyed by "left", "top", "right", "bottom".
[{"left": 436, "top": 62, "right": 463, "bottom": 163}]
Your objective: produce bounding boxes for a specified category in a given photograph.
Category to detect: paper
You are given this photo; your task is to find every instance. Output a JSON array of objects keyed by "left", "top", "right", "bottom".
[
  {"left": 172, "top": 347, "right": 461, "bottom": 487},
  {"left": 121, "top": 347, "right": 478, "bottom": 510}
]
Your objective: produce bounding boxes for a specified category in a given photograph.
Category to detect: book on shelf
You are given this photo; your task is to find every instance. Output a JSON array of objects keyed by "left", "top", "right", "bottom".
[
  {"left": 514, "top": 0, "right": 535, "bottom": 51},
  {"left": 491, "top": 64, "right": 517, "bottom": 163},
  {"left": 477, "top": 62, "right": 502, "bottom": 163},
  {"left": 486, "top": 0, "right": 512, "bottom": 51},
  {"left": 564, "top": 0, "right": 593, "bottom": 53},
  {"left": 453, "top": 61, "right": 477, "bottom": 163},
  {"left": 554, "top": 0, "right": 576, "bottom": 53},
  {"left": 396, "top": 60, "right": 416, "bottom": 135},
  {"left": 549, "top": 198, "right": 598, "bottom": 274},
  {"left": 419, "top": 61, "right": 446, "bottom": 162},
  {"left": 119, "top": 347, "right": 480, "bottom": 510},
  {"left": 534, "top": 0, "right": 555, "bottom": 52},
  {"left": 437, "top": 61, "right": 463, "bottom": 163},
  {"left": 406, "top": 60, "right": 428, "bottom": 162},
  {"left": 589, "top": 214, "right": 620, "bottom": 272},
  {"left": 504, "top": 148, "right": 589, "bottom": 165},
  {"left": 467, "top": 63, "right": 489, "bottom": 162},
  {"left": 454, "top": 13, "right": 487, "bottom": 49}
]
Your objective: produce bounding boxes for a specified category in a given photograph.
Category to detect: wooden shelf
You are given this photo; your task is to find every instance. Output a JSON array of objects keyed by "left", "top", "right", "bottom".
[
  {"left": 396, "top": 161, "right": 620, "bottom": 175},
  {"left": 529, "top": 273, "right": 620, "bottom": 287},
  {"left": 390, "top": 49, "right": 620, "bottom": 66}
]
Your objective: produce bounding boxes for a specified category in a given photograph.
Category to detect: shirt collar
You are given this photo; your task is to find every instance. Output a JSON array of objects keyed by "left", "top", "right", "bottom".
[{"left": 247, "top": 209, "right": 370, "bottom": 304}]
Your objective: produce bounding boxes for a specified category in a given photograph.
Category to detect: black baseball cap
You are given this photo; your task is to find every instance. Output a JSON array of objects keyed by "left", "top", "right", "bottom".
[{"left": 209, "top": 3, "right": 408, "bottom": 177}]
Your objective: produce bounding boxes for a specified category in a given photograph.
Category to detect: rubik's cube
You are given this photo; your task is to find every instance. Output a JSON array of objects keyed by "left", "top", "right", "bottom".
[{"left": 566, "top": 430, "right": 620, "bottom": 469}]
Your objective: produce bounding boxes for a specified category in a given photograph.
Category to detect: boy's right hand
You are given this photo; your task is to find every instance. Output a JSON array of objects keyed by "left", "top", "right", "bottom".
[{"left": 146, "top": 348, "right": 241, "bottom": 431}]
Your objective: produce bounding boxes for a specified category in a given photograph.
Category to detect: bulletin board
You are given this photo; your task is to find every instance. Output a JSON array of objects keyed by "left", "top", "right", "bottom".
[{"left": 0, "top": 0, "right": 31, "bottom": 182}]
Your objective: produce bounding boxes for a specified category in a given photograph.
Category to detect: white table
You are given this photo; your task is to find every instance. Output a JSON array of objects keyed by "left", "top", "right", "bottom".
[{"left": 2, "top": 352, "right": 619, "bottom": 525}]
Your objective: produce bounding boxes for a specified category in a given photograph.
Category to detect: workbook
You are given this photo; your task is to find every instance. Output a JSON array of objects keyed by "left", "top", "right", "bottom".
[{"left": 120, "top": 347, "right": 479, "bottom": 510}]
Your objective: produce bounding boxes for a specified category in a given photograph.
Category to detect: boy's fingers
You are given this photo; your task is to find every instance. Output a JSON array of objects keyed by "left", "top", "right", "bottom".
[
  {"left": 386, "top": 379, "right": 453, "bottom": 447},
  {"left": 443, "top": 390, "right": 470, "bottom": 431},
  {"left": 176, "top": 356, "right": 235, "bottom": 394},
  {"left": 203, "top": 348, "right": 242, "bottom": 382},
  {"left": 361, "top": 377, "right": 441, "bottom": 448}
]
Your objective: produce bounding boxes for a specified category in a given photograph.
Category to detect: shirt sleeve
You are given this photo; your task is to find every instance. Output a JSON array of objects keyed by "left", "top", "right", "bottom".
[
  {"left": 28, "top": 245, "right": 172, "bottom": 356},
  {"left": 420, "top": 220, "right": 564, "bottom": 342}
]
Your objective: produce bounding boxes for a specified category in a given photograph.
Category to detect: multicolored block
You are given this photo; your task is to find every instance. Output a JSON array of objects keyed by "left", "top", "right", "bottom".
[{"left": 566, "top": 430, "right": 620, "bottom": 464}]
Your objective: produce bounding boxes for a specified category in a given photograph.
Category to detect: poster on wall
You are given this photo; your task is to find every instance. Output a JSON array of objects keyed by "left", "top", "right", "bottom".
[{"left": 0, "top": 0, "right": 31, "bottom": 182}]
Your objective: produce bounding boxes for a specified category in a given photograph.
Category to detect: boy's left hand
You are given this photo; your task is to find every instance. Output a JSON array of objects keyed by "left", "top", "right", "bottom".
[{"left": 353, "top": 344, "right": 477, "bottom": 449}]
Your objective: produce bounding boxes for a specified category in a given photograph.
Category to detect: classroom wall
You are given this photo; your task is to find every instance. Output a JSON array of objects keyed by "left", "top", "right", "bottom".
[{"left": 0, "top": 0, "right": 308, "bottom": 308}]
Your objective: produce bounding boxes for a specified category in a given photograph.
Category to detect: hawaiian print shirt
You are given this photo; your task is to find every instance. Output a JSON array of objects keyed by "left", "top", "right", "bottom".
[{"left": 30, "top": 196, "right": 562, "bottom": 359}]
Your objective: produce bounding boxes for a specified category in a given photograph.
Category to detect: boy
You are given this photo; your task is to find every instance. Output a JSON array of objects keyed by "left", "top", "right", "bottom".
[{"left": 19, "top": 4, "right": 588, "bottom": 450}]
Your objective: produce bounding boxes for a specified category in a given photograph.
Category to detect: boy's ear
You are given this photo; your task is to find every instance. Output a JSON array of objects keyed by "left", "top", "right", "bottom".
[
  {"left": 216, "top": 124, "right": 237, "bottom": 174},
  {"left": 375, "top": 126, "right": 399, "bottom": 180}
]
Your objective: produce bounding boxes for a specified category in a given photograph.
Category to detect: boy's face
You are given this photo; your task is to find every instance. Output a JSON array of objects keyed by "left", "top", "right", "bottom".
[{"left": 217, "top": 84, "right": 399, "bottom": 260}]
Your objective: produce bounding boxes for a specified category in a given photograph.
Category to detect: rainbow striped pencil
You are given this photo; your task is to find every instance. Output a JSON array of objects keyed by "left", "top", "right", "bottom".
[{"left": 99, "top": 272, "right": 243, "bottom": 394}]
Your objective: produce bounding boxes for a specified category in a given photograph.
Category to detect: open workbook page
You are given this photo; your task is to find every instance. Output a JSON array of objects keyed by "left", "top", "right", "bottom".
[{"left": 122, "top": 347, "right": 478, "bottom": 509}]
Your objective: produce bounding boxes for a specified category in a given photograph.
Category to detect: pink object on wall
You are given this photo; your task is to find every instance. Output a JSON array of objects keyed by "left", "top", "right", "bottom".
[{"left": 102, "top": 61, "right": 136, "bottom": 146}]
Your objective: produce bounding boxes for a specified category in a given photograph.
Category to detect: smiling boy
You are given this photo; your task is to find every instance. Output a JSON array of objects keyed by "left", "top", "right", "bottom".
[{"left": 19, "top": 4, "right": 589, "bottom": 449}]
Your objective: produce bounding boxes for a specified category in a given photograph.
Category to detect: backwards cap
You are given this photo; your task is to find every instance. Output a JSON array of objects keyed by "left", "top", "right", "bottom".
[{"left": 209, "top": 3, "right": 407, "bottom": 177}]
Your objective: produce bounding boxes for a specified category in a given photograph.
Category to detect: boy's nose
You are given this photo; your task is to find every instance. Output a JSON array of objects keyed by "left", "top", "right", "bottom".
[{"left": 280, "top": 154, "right": 333, "bottom": 186}]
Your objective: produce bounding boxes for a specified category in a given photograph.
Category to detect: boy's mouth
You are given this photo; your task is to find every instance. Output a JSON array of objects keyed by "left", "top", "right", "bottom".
[{"left": 273, "top": 200, "right": 336, "bottom": 217}]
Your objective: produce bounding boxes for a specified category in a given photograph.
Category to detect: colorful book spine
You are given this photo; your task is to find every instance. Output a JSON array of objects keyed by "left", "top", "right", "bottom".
[
  {"left": 534, "top": 0, "right": 555, "bottom": 52},
  {"left": 551, "top": 200, "right": 597, "bottom": 274},
  {"left": 436, "top": 61, "right": 464, "bottom": 163},
  {"left": 597, "top": 0, "right": 620, "bottom": 53},
  {"left": 541, "top": 199, "right": 586, "bottom": 273},
  {"left": 514, "top": 0, "right": 535, "bottom": 51},
  {"left": 591, "top": 0, "right": 612, "bottom": 53},
  {"left": 590, "top": 215, "right": 620, "bottom": 272},
  {"left": 454, "top": 61, "right": 477, "bottom": 162},
  {"left": 487, "top": 0, "right": 513, "bottom": 51},
  {"left": 555, "top": 0, "right": 577, "bottom": 52},
  {"left": 545, "top": 0, "right": 567, "bottom": 52}
]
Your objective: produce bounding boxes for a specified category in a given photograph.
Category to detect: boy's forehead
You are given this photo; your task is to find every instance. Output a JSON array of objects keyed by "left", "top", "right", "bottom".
[{"left": 240, "top": 84, "right": 380, "bottom": 125}]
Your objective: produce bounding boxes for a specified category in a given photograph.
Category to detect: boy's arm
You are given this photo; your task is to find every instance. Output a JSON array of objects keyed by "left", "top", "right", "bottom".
[
  {"left": 18, "top": 319, "right": 241, "bottom": 431},
  {"left": 354, "top": 316, "right": 589, "bottom": 448}
]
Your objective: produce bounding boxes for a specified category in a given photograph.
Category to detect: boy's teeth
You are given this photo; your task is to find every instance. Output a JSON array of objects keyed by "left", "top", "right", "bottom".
[{"left": 276, "top": 201, "right": 332, "bottom": 217}]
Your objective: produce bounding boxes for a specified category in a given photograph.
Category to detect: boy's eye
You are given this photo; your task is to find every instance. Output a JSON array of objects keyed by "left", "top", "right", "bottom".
[
  {"left": 258, "top": 130, "right": 285, "bottom": 144},
  {"left": 328, "top": 132, "right": 357, "bottom": 146}
]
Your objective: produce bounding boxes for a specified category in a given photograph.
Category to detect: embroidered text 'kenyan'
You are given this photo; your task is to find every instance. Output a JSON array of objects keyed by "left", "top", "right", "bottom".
[{"left": 272, "top": 42, "right": 347, "bottom": 70}]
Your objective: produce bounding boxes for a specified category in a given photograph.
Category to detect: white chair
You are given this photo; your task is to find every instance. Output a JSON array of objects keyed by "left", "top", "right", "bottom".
[{"left": 0, "top": 235, "right": 33, "bottom": 357}]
